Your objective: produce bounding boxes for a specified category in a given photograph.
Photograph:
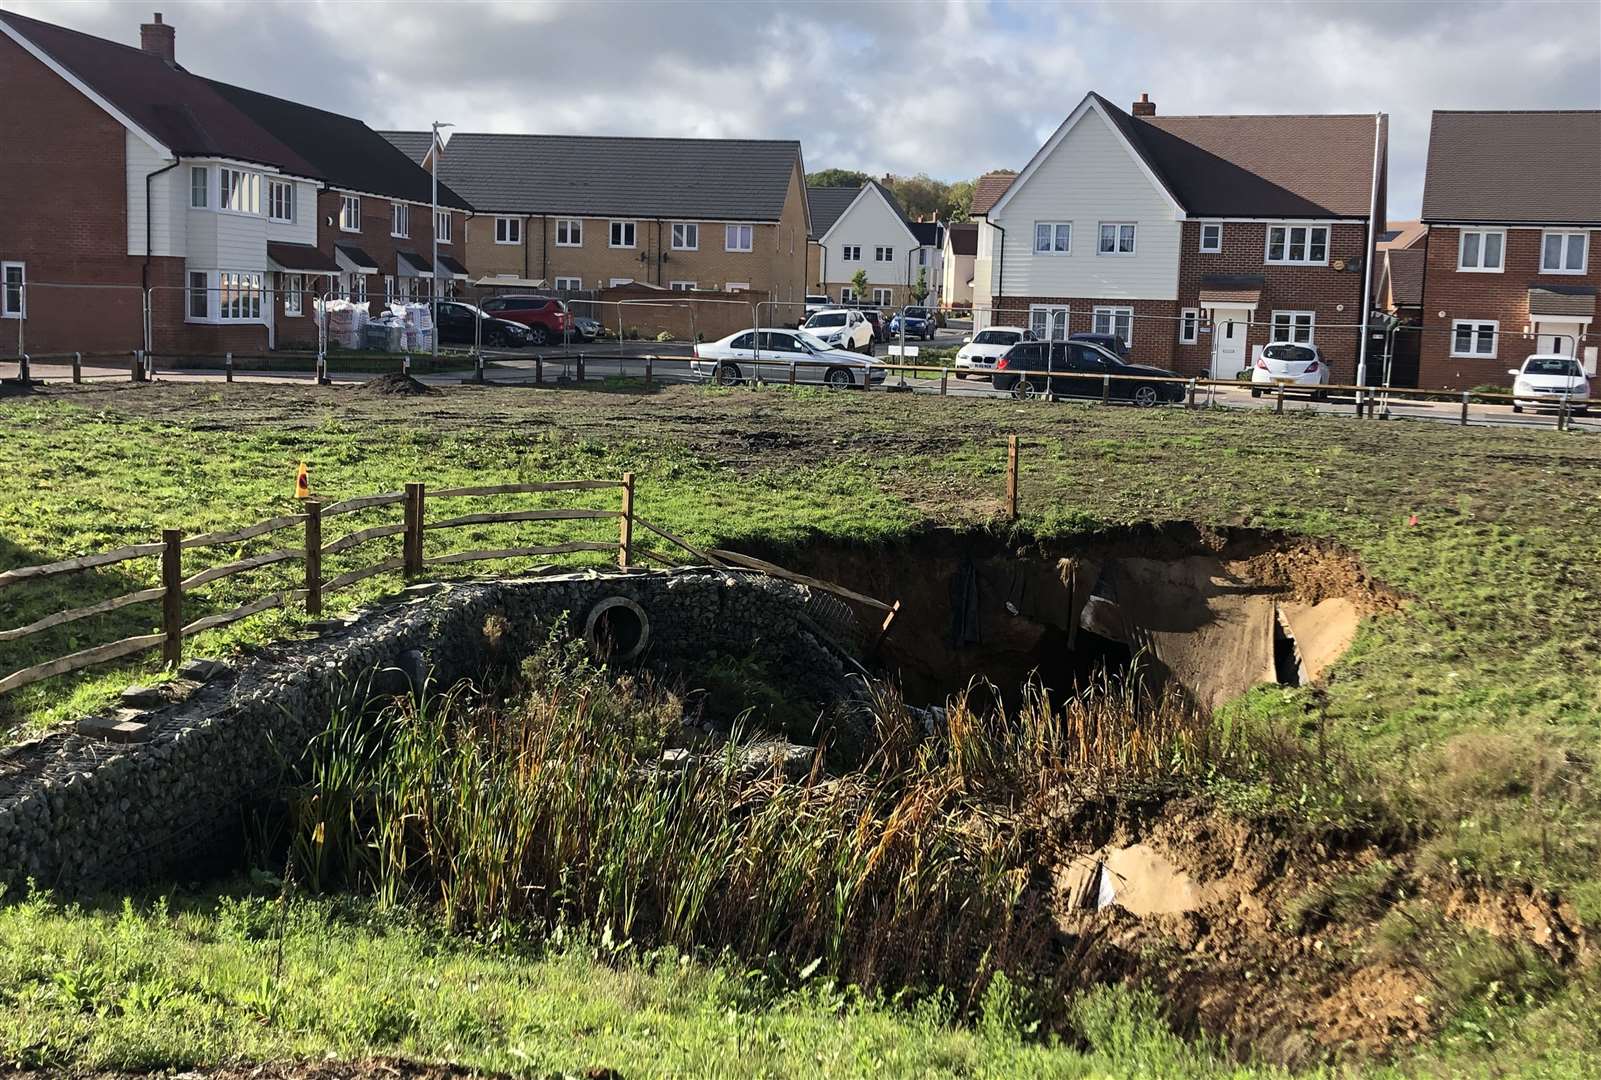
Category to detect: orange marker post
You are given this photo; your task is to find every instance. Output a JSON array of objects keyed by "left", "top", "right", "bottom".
[{"left": 295, "top": 462, "right": 311, "bottom": 499}]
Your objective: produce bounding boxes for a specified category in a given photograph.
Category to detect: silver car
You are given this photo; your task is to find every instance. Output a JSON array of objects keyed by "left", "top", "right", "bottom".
[{"left": 691, "top": 328, "right": 887, "bottom": 389}]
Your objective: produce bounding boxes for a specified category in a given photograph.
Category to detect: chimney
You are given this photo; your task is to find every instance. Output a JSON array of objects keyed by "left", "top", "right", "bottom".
[
  {"left": 140, "top": 12, "right": 175, "bottom": 65},
  {"left": 1131, "top": 92, "right": 1155, "bottom": 117}
]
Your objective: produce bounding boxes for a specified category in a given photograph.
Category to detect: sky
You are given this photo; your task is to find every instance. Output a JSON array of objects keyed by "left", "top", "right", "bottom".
[{"left": 11, "top": 0, "right": 1601, "bottom": 218}]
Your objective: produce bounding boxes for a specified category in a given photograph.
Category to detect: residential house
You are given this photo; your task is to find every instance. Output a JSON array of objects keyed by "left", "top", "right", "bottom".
[
  {"left": 1417, "top": 110, "right": 1600, "bottom": 388},
  {"left": 941, "top": 222, "right": 978, "bottom": 310},
  {"left": 972, "top": 93, "right": 1387, "bottom": 381},
  {"left": 0, "top": 9, "right": 468, "bottom": 356},
  {"left": 1379, "top": 220, "right": 1427, "bottom": 251},
  {"left": 910, "top": 220, "right": 944, "bottom": 308},
  {"left": 1372, "top": 247, "right": 1425, "bottom": 386},
  {"left": 806, "top": 182, "right": 939, "bottom": 309},
  {"left": 384, "top": 132, "right": 809, "bottom": 310}
]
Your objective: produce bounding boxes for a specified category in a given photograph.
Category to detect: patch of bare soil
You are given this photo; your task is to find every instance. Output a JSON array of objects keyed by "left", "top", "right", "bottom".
[{"left": 354, "top": 373, "right": 437, "bottom": 397}]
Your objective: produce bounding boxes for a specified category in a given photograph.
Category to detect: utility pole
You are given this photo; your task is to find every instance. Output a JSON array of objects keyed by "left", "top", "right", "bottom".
[
  {"left": 430, "top": 120, "right": 453, "bottom": 363},
  {"left": 1355, "top": 112, "right": 1383, "bottom": 388}
]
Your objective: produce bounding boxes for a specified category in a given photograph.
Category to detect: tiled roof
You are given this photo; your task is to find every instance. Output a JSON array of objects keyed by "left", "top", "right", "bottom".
[
  {"left": 1528, "top": 285, "right": 1597, "bottom": 319},
  {"left": 266, "top": 242, "right": 338, "bottom": 273},
  {"left": 970, "top": 172, "right": 1016, "bottom": 215},
  {"left": 910, "top": 221, "right": 943, "bottom": 247},
  {"left": 1382, "top": 249, "right": 1424, "bottom": 307},
  {"left": 1379, "top": 221, "right": 1427, "bottom": 250},
  {"left": 385, "top": 131, "right": 802, "bottom": 220},
  {"left": 947, "top": 222, "right": 978, "bottom": 256},
  {"left": 806, "top": 186, "right": 861, "bottom": 237},
  {"left": 1198, "top": 274, "right": 1265, "bottom": 305},
  {"left": 1421, "top": 110, "right": 1601, "bottom": 224}
]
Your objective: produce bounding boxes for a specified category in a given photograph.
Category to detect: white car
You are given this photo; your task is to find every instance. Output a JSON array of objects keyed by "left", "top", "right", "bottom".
[
  {"left": 691, "top": 328, "right": 887, "bottom": 389},
  {"left": 1509, "top": 353, "right": 1590, "bottom": 414},
  {"left": 1250, "top": 341, "right": 1329, "bottom": 398},
  {"left": 803, "top": 294, "right": 831, "bottom": 321},
  {"left": 954, "top": 326, "right": 1035, "bottom": 378},
  {"left": 802, "top": 308, "right": 875, "bottom": 353}
]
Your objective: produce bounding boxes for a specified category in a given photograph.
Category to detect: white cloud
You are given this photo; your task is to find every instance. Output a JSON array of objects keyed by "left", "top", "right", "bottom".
[{"left": 13, "top": 0, "right": 1599, "bottom": 215}]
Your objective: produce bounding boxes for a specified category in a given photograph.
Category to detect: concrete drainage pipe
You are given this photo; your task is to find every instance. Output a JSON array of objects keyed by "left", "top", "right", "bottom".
[{"left": 583, "top": 596, "right": 651, "bottom": 662}]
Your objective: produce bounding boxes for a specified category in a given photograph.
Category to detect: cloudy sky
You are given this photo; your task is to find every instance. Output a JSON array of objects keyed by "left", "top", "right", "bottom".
[{"left": 13, "top": 0, "right": 1601, "bottom": 216}]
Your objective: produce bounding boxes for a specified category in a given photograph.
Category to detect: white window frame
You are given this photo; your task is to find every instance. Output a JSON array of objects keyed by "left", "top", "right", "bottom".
[
  {"left": 609, "top": 220, "right": 637, "bottom": 248},
  {"left": 1033, "top": 221, "right": 1071, "bottom": 254},
  {"left": 669, "top": 280, "right": 697, "bottom": 292},
  {"left": 199, "top": 270, "right": 265, "bottom": 322},
  {"left": 186, "top": 269, "right": 207, "bottom": 320},
  {"left": 1179, "top": 307, "right": 1199, "bottom": 344},
  {"left": 340, "top": 195, "right": 361, "bottom": 233},
  {"left": 724, "top": 223, "right": 753, "bottom": 252},
  {"left": 841, "top": 245, "right": 861, "bottom": 261},
  {"left": 1199, "top": 223, "right": 1222, "bottom": 253},
  {"left": 1098, "top": 222, "right": 1137, "bottom": 256},
  {"left": 190, "top": 165, "right": 208, "bottom": 209},
  {"left": 725, "top": 281, "right": 749, "bottom": 293},
  {"left": 1450, "top": 319, "right": 1499, "bottom": 358},
  {"left": 283, "top": 273, "right": 303, "bottom": 317},
  {"left": 217, "top": 167, "right": 260, "bottom": 216},
  {"left": 1028, "top": 304, "right": 1069, "bottom": 341},
  {"left": 1540, "top": 230, "right": 1588, "bottom": 275},
  {"left": 1092, "top": 305, "right": 1134, "bottom": 346},
  {"left": 554, "top": 276, "right": 582, "bottom": 291},
  {"left": 494, "top": 216, "right": 522, "bottom": 246},
  {"left": 839, "top": 286, "right": 856, "bottom": 303},
  {"left": 1265, "top": 223, "right": 1330, "bottom": 266},
  {"left": 672, "top": 222, "right": 699, "bottom": 251},
  {"left": 1270, "top": 310, "right": 1316, "bottom": 344},
  {"left": 874, "top": 246, "right": 894, "bottom": 262},
  {"left": 346, "top": 273, "right": 368, "bottom": 304},
  {"left": 555, "top": 219, "right": 583, "bottom": 247},
  {"left": 390, "top": 201, "right": 409, "bottom": 239},
  {"left": 1, "top": 261, "right": 25, "bottom": 319},
  {"left": 1456, "top": 228, "right": 1504, "bottom": 273},
  {"left": 267, "top": 179, "right": 294, "bottom": 224},
  {"left": 435, "top": 211, "right": 453, "bottom": 244},
  {"left": 872, "top": 287, "right": 893, "bottom": 306}
]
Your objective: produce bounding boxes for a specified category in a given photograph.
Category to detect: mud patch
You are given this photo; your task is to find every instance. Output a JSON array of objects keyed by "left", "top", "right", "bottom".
[{"left": 355, "top": 373, "right": 437, "bottom": 397}]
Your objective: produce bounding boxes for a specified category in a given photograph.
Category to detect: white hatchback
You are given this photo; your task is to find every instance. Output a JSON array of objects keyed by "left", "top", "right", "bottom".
[
  {"left": 691, "top": 328, "right": 886, "bottom": 389},
  {"left": 1250, "top": 341, "right": 1329, "bottom": 398},
  {"left": 955, "top": 326, "right": 1035, "bottom": 378},
  {"left": 1509, "top": 354, "right": 1590, "bottom": 414}
]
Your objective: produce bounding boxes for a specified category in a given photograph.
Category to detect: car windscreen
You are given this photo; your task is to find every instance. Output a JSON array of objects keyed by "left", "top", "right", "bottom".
[
  {"left": 1525, "top": 357, "right": 1582, "bottom": 377},
  {"left": 974, "top": 331, "right": 1019, "bottom": 345},
  {"left": 795, "top": 332, "right": 830, "bottom": 351},
  {"left": 807, "top": 313, "right": 847, "bottom": 328},
  {"left": 904, "top": 308, "right": 930, "bottom": 318},
  {"left": 1264, "top": 344, "right": 1316, "bottom": 363}
]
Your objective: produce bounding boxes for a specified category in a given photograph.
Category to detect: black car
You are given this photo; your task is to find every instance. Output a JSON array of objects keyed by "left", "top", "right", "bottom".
[
  {"left": 1067, "top": 331, "right": 1131, "bottom": 359},
  {"left": 991, "top": 341, "right": 1184, "bottom": 406},
  {"left": 433, "top": 301, "right": 532, "bottom": 348}
]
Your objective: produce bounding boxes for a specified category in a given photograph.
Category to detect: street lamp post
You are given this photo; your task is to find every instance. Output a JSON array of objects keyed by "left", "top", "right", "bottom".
[{"left": 430, "top": 120, "right": 453, "bottom": 362}]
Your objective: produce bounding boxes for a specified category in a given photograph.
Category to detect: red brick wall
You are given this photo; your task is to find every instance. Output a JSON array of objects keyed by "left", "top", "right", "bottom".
[
  {"left": 316, "top": 190, "right": 467, "bottom": 315},
  {"left": 1418, "top": 226, "right": 1601, "bottom": 389}
]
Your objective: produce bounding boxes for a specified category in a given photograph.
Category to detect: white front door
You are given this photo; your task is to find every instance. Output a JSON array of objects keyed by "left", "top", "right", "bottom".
[
  {"left": 1535, "top": 320, "right": 1584, "bottom": 356},
  {"left": 1209, "top": 308, "right": 1251, "bottom": 378}
]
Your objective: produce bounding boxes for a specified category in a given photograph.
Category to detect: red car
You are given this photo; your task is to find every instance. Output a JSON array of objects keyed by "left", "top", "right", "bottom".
[{"left": 477, "top": 295, "right": 572, "bottom": 345}]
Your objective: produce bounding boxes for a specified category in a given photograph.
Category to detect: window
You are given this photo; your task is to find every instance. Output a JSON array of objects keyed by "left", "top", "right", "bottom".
[
  {"left": 725, "top": 281, "right": 749, "bottom": 292},
  {"left": 555, "top": 219, "right": 582, "bottom": 246},
  {"left": 725, "top": 224, "right": 753, "bottom": 252},
  {"left": 186, "top": 270, "right": 207, "bottom": 319},
  {"left": 609, "top": 220, "right": 636, "bottom": 248},
  {"left": 841, "top": 245, "right": 861, "bottom": 261},
  {"left": 1093, "top": 306, "right": 1134, "bottom": 346},
  {"left": 382, "top": 275, "right": 395, "bottom": 305},
  {"left": 0, "top": 261, "right": 23, "bottom": 319},
  {"left": 1457, "top": 228, "right": 1504, "bottom": 272},
  {"left": 1266, "top": 224, "right": 1330, "bottom": 265},
  {"left": 1098, "top": 223, "right": 1136, "bottom": 255},
  {"left": 495, "top": 217, "right": 522, "bottom": 245},
  {"left": 554, "top": 276, "right": 582, "bottom": 291},
  {"left": 382, "top": 201, "right": 405, "bottom": 238},
  {"left": 1034, "top": 222, "right": 1071, "bottom": 254},
  {"left": 672, "top": 223, "right": 699, "bottom": 250},
  {"left": 190, "top": 166, "right": 208, "bottom": 208},
  {"left": 1029, "top": 304, "right": 1069, "bottom": 341},
  {"left": 216, "top": 271, "right": 263, "bottom": 321},
  {"left": 1451, "top": 319, "right": 1498, "bottom": 358},
  {"left": 435, "top": 211, "right": 452, "bottom": 243},
  {"left": 283, "top": 273, "right": 303, "bottom": 317},
  {"left": 346, "top": 273, "right": 367, "bottom": 304},
  {"left": 1179, "top": 308, "right": 1199, "bottom": 344},
  {"left": 268, "top": 180, "right": 294, "bottom": 223},
  {"left": 218, "top": 168, "right": 259, "bottom": 214},
  {"left": 872, "top": 287, "right": 892, "bottom": 306},
  {"left": 1270, "top": 310, "right": 1315, "bottom": 344},
  {"left": 670, "top": 280, "right": 697, "bottom": 291},
  {"left": 1199, "top": 224, "right": 1222, "bottom": 253},
  {"left": 839, "top": 286, "right": 856, "bottom": 303},
  {"left": 1541, "top": 231, "right": 1588, "bottom": 274},
  {"left": 340, "top": 195, "right": 361, "bottom": 232},
  {"left": 874, "top": 246, "right": 894, "bottom": 262}
]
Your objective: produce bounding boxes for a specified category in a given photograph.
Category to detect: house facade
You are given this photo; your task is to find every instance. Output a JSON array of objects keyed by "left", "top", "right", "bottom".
[
  {"left": 1417, "top": 111, "right": 1600, "bottom": 388},
  {"left": 0, "top": 10, "right": 467, "bottom": 357},
  {"left": 806, "top": 182, "right": 938, "bottom": 310},
  {"left": 385, "top": 132, "right": 810, "bottom": 312},
  {"left": 941, "top": 222, "right": 977, "bottom": 310},
  {"left": 973, "top": 94, "right": 1387, "bottom": 382}
]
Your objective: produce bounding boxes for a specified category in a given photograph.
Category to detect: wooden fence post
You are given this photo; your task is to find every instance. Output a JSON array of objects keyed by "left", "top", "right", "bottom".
[
  {"left": 403, "top": 482, "right": 425, "bottom": 579},
  {"left": 618, "top": 472, "right": 635, "bottom": 568},
  {"left": 1006, "top": 435, "right": 1019, "bottom": 522},
  {"left": 788, "top": 361, "right": 797, "bottom": 386},
  {"left": 1187, "top": 379, "right": 1197, "bottom": 408},
  {"left": 1101, "top": 373, "right": 1111, "bottom": 405},
  {"left": 1275, "top": 384, "right": 1285, "bottom": 414},
  {"left": 304, "top": 500, "right": 322, "bottom": 616},
  {"left": 940, "top": 368, "right": 949, "bottom": 396},
  {"left": 576, "top": 353, "right": 586, "bottom": 382},
  {"left": 17, "top": 355, "right": 29, "bottom": 384},
  {"left": 535, "top": 355, "right": 543, "bottom": 385},
  {"left": 871, "top": 599, "right": 901, "bottom": 656},
  {"left": 1460, "top": 390, "right": 1470, "bottom": 426},
  {"left": 131, "top": 350, "right": 142, "bottom": 382},
  {"left": 161, "top": 529, "right": 183, "bottom": 666},
  {"left": 72, "top": 352, "right": 82, "bottom": 384},
  {"left": 644, "top": 355, "right": 653, "bottom": 387},
  {"left": 225, "top": 352, "right": 234, "bottom": 383}
]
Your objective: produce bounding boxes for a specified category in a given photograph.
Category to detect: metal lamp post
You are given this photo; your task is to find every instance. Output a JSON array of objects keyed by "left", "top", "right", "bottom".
[{"left": 430, "top": 120, "right": 453, "bottom": 362}]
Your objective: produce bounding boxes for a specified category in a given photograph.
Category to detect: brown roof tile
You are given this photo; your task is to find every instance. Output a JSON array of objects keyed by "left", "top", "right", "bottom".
[
  {"left": 1421, "top": 111, "right": 1601, "bottom": 224},
  {"left": 1383, "top": 249, "right": 1424, "bottom": 307},
  {"left": 971, "top": 171, "right": 1016, "bottom": 216},
  {"left": 947, "top": 222, "right": 978, "bottom": 256}
]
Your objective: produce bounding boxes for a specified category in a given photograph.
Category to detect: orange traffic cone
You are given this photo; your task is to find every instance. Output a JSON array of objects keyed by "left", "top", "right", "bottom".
[{"left": 295, "top": 461, "right": 311, "bottom": 499}]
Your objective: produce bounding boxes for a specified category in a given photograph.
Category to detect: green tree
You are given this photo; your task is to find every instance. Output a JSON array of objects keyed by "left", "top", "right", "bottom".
[
  {"left": 886, "top": 173, "right": 947, "bottom": 220},
  {"left": 911, "top": 268, "right": 929, "bottom": 305},
  {"left": 849, "top": 269, "right": 870, "bottom": 305},
  {"left": 944, "top": 179, "right": 975, "bottom": 222},
  {"left": 806, "top": 168, "right": 871, "bottom": 188}
]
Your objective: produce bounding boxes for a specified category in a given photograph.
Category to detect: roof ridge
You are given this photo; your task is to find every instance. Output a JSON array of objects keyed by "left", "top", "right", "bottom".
[
  {"left": 1146, "top": 112, "right": 1382, "bottom": 120},
  {"left": 1432, "top": 108, "right": 1601, "bottom": 116},
  {"left": 0, "top": 8, "right": 180, "bottom": 65},
  {"left": 383, "top": 130, "right": 803, "bottom": 147}
]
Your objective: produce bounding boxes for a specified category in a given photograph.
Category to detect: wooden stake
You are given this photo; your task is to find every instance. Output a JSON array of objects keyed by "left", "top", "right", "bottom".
[
  {"left": 72, "top": 352, "right": 82, "bottom": 384},
  {"left": 1275, "top": 383, "right": 1285, "bottom": 414},
  {"left": 1006, "top": 435, "right": 1019, "bottom": 521},
  {"left": 161, "top": 529, "right": 183, "bottom": 666},
  {"left": 304, "top": 500, "right": 322, "bottom": 616},
  {"left": 872, "top": 599, "right": 901, "bottom": 656},
  {"left": 403, "top": 483, "right": 425, "bottom": 579},
  {"left": 618, "top": 472, "right": 635, "bottom": 568},
  {"left": 1460, "top": 390, "right": 1470, "bottom": 426},
  {"left": 940, "top": 369, "right": 948, "bottom": 396}
]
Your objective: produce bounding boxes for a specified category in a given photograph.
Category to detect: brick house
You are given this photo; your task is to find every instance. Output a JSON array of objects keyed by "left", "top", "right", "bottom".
[
  {"left": 805, "top": 182, "right": 940, "bottom": 310},
  {"left": 1416, "top": 111, "right": 1600, "bottom": 389},
  {"left": 384, "top": 131, "right": 810, "bottom": 312},
  {"left": 972, "top": 93, "right": 1387, "bottom": 381},
  {"left": 0, "top": 10, "right": 468, "bottom": 357}
]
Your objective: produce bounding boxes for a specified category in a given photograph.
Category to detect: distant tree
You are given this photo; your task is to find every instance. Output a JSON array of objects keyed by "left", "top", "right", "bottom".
[
  {"left": 944, "top": 179, "right": 975, "bottom": 222},
  {"left": 886, "top": 173, "right": 947, "bottom": 220},
  {"left": 849, "top": 268, "right": 870, "bottom": 304},
  {"left": 806, "top": 168, "right": 871, "bottom": 188},
  {"left": 911, "top": 268, "right": 930, "bottom": 305}
]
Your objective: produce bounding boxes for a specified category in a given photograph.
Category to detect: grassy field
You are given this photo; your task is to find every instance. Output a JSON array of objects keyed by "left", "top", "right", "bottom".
[{"left": 1, "top": 378, "right": 1598, "bottom": 1075}]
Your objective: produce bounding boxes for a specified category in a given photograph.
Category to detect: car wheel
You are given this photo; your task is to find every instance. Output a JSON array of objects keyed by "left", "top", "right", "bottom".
[
  {"left": 1576, "top": 406, "right": 1590, "bottom": 417},
  {"left": 955, "top": 371, "right": 967, "bottom": 380},
  {"left": 715, "top": 362, "right": 742, "bottom": 386},
  {"left": 825, "top": 367, "right": 854, "bottom": 390},
  {"left": 527, "top": 326, "right": 549, "bottom": 346},
  {"left": 1011, "top": 377, "right": 1038, "bottom": 400},
  {"left": 1512, "top": 404, "right": 1523, "bottom": 413},
  {"left": 1312, "top": 389, "right": 1329, "bottom": 402},
  {"left": 1132, "top": 384, "right": 1160, "bottom": 408},
  {"left": 1250, "top": 387, "right": 1262, "bottom": 398}
]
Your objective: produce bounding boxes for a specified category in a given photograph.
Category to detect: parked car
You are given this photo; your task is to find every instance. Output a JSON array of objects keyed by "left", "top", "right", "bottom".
[
  {"left": 886, "top": 306, "right": 935, "bottom": 341},
  {"left": 691, "top": 328, "right": 887, "bottom": 389},
  {"left": 1067, "top": 331, "right": 1130, "bottom": 359},
  {"left": 803, "top": 294, "right": 832, "bottom": 321},
  {"left": 571, "top": 315, "right": 603, "bottom": 342},
  {"left": 991, "top": 340, "right": 1183, "bottom": 406},
  {"left": 1250, "top": 341, "right": 1329, "bottom": 398},
  {"left": 433, "top": 301, "right": 533, "bottom": 348},
  {"left": 860, "top": 308, "right": 886, "bottom": 342},
  {"left": 802, "top": 308, "right": 875, "bottom": 353},
  {"left": 955, "top": 326, "right": 1035, "bottom": 378},
  {"left": 476, "top": 295, "right": 571, "bottom": 346},
  {"left": 1509, "top": 353, "right": 1590, "bottom": 414}
]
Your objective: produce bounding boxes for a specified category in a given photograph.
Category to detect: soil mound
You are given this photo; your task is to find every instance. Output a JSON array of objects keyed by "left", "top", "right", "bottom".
[{"left": 356, "top": 373, "right": 436, "bottom": 397}]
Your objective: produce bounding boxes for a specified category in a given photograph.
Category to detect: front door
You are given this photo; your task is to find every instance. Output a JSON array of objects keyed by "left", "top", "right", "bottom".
[
  {"left": 1209, "top": 308, "right": 1250, "bottom": 378},
  {"left": 1536, "top": 321, "right": 1584, "bottom": 357}
]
